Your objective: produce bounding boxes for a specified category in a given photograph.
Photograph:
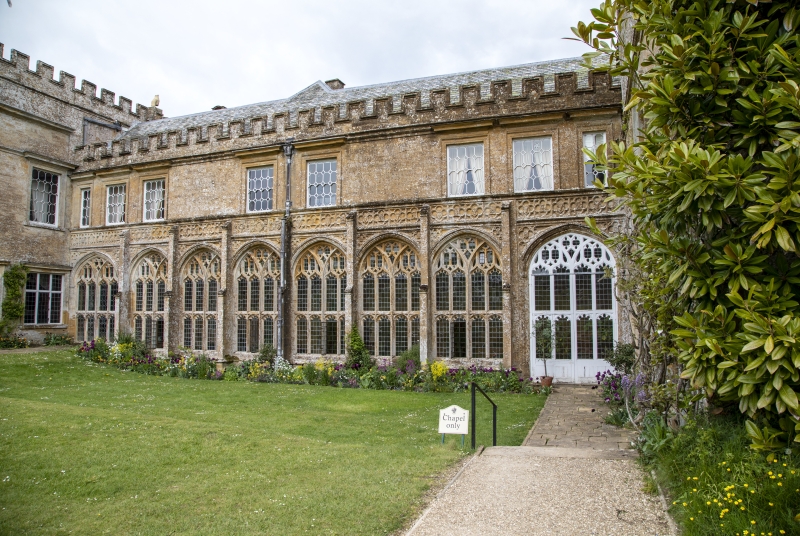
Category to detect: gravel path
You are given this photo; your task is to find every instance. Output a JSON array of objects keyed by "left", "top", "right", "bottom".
[{"left": 406, "top": 386, "right": 672, "bottom": 536}]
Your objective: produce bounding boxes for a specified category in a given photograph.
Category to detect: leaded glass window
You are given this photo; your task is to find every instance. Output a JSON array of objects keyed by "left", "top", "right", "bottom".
[
  {"left": 143, "top": 179, "right": 165, "bottom": 221},
  {"left": 80, "top": 188, "right": 91, "bottom": 227},
  {"left": 530, "top": 233, "right": 616, "bottom": 362},
  {"left": 307, "top": 159, "right": 337, "bottom": 207},
  {"left": 74, "top": 258, "right": 117, "bottom": 342},
  {"left": 182, "top": 250, "right": 220, "bottom": 353},
  {"left": 29, "top": 168, "right": 59, "bottom": 226},
  {"left": 24, "top": 273, "right": 62, "bottom": 325},
  {"left": 434, "top": 237, "right": 503, "bottom": 360},
  {"left": 447, "top": 143, "right": 484, "bottom": 196},
  {"left": 247, "top": 166, "right": 274, "bottom": 212},
  {"left": 360, "top": 241, "right": 421, "bottom": 357},
  {"left": 235, "top": 247, "right": 281, "bottom": 355},
  {"left": 106, "top": 184, "right": 126, "bottom": 225},
  {"left": 583, "top": 132, "right": 607, "bottom": 187},
  {"left": 295, "top": 244, "right": 346, "bottom": 357},
  {"left": 131, "top": 253, "right": 165, "bottom": 348},
  {"left": 512, "top": 137, "right": 553, "bottom": 191}
]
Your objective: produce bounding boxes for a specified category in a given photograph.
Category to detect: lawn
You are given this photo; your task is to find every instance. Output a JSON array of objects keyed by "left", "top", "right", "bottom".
[{"left": 0, "top": 349, "right": 546, "bottom": 535}]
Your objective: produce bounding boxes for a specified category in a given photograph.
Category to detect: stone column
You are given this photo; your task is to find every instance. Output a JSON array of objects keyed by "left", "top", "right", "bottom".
[
  {"left": 167, "top": 225, "right": 180, "bottom": 353},
  {"left": 500, "top": 201, "right": 515, "bottom": 371},
  {"left": 219, "top": 220, "right": 231, "bottom": 358},
  {"left": 344, "top": 211, "right": 357, "bottom": 344},
  {"left": 118, "top": 230, "right": 131, "bottom": 335},
  {"left": 419, "top": 205, "right": 430, "bottom": 364}
]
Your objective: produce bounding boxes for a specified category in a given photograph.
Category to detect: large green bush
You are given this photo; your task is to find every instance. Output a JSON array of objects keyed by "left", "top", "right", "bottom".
[
  {"left": 574, "top": 0, "right": 800, "bottom": 449},
  {"left": 0, "top": 264, "right": 27, "bottom": 336}
]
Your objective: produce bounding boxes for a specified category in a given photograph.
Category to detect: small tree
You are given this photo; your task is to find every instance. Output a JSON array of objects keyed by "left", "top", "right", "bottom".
[
  {"left": 0, "top": 264, "right": 27, "bottom": 336},
  {"left": 573, "top": 0, "right": 800, "bottom": 450},
  {"left": 345, "top": 325, "right": 374, "bottom": 370}
]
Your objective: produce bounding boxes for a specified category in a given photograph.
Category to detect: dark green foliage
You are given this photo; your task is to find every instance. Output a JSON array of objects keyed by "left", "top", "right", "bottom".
[
  {"left": 575, "top": 0, "right": 800, "bottom": 450},
  {"left": 257, "top": 344, "right": 276, "bottom": 365},
  {"left": 396, "top": 345, "right": 421, "bottom": 372},
  {"left": 607, "top": 343, "right": 635, "bottom": 375},
  {"left": 345, "top": 324, "right": 374, "bottom": 370},
  {"left": 0, "top": 264, "right": 27, "bottom": 336},
  {"left": 0, "top": 335, "right": 28, "bottom": 349},
  {"left": 43, "top": 333, "right": 74, "bottom": 346}
]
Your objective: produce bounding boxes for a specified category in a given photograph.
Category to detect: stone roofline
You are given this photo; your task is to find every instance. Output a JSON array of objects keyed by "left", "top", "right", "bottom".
[
  {"left": 0, "top": 43, "right": 161, "bottom": 126},
  {"left": 74, "top": 69, "right": 621, "bottom": 173}
]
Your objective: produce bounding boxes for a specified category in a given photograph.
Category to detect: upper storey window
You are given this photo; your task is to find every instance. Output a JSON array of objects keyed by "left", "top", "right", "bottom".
[
  {"left": 513, "top": 137, "right": 553, "bottom": 192},
  {"left": 307, "top": 160, "right": 337, "bottom": 207},
  {"left": 447, "top": 144, "right": 484, "bottom": 197},
  {"left": 80, "top": 189, "right": 91, "bottom": 227},
  {"left": 29, "top": 168, "right": 59, "bottom": 226},
  {"left": 248, "top": 166, "right": 274, "bottom": 212},
  {"left": 583, "top": 132, "right": 607, "bottom": 188},
  {"left": 143, "top": 179, "right": 165, "bottom": 221},
  {"left": 106, "top": 185, "right": 126, "bottom": 225}
]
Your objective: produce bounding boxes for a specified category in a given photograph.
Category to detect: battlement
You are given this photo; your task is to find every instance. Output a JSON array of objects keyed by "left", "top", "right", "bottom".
[
  {"left": 75, "top": 65, "right": 620, "bottom": 171},
  {"left": 0, "top": 43, "right": 161, "bottom": 125}
]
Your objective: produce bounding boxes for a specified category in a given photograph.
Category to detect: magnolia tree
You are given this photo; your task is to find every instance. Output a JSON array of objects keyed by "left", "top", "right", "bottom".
[{"left": 573, "top": 0, "right": 800, "bottom": 450}]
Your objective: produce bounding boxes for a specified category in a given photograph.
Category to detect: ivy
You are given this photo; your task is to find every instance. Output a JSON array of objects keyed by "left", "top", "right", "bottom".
[
  {"left": 1, "top": 264, "right": 28, "bottom": 336},
  {"left": 575, "top": 0, "right": 800, "bottom": 450}
]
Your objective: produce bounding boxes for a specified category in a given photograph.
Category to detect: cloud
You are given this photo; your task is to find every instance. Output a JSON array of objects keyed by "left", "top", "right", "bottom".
[{"left": 0, "top": 0, "right": 600, "bottom": 117}]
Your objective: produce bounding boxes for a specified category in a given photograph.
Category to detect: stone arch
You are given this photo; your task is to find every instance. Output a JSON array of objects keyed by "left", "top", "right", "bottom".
[
  {"left": 357, "top": 237, "right": 422, "bottom": 359},
  {"left": 232, "top": 239, "right": 280, "bottom": 266},
  {"left": 430, "top": 228, "right": 500, "bottom": 260},
  {"left": 528, "top": 231, "right": 617, "bottom": 383},
  {"left": 356, "top": 232, "right": 420, "bottom": 266},
  {"left": 520, "top": 224, "right": 610, "bottom": 269},
  {"left": 232, "top": 242, "right": 282, "bottom": 354},
  {"left": 293, "top": 240, "right": 347, "bottom": 360},
  {"left": 74, "top": 253, "right": 119, "bottom": 342},
  {"left": 290, "top": 236, "right": 347, "bottom": 268},
  {"left": 177, "top": 243, "right": 221, "bottom": 271},
  {"left": 179, "top": 247, "right": 221, "bottom": 353},
  {"left": 130, "top": 249, "right": 169, "bottom": 349}
]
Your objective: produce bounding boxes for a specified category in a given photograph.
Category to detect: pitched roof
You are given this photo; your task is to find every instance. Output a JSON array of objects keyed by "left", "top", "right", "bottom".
[{"left": 120, "top": 55, "right": 609, "bottom": 139}]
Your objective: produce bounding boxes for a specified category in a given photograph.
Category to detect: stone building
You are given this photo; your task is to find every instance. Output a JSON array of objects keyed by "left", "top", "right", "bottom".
[{"left": 0, "top": 43, "right": 625, "bottom": 382}]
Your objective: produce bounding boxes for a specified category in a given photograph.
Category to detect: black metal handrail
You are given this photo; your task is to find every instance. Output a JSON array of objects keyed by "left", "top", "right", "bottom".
[{"left": 471, "top": 382, "right": 497, "bottom": 449}]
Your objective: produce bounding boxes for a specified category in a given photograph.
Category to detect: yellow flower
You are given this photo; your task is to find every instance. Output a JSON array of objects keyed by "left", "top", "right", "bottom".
[
  {"left": 682, "top": 502, "right": 687, "bottom": 507},
  {"left": 689, "top": 517, "right": 694, "bottom": 521},
  {"left": 751, "top": 521, "right": 756, "bottom": 525}
]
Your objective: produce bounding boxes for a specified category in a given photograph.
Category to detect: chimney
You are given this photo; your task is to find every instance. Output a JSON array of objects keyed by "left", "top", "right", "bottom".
[{"left": 325, "top": 79, "right": 345, "bottom": 90}]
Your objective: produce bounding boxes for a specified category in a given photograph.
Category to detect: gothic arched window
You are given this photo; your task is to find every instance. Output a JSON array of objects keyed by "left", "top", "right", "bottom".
[
  {"left": 131, "top": 252, "right": 167, "bottom": 349},
  {"left": 75, "top": 257, "right": 118, "bottom": 342},
  {"left": 433, "top": 237, "right": 503, "bottom": 360},
  {"left": 360, "top": 240, "right": 420, "bottom": 358},
  {"left": 182, "top": 250, "right": 220, "bottom": 352},
  {"left": 295, "top": 244, "right": 346, "bottom": 358},
  {"left": 235, "top": 246, "right": 281, "bottom": 353},
  {"left": 530, "top": 233, "right": 615, "bottom": 362}
]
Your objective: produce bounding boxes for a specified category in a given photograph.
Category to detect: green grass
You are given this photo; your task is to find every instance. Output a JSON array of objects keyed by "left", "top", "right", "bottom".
[
  {"left": 0, "top": 349, "right": 546, "bottom": 535},
  {"left": 645, "top": 415, "right": 800, "bottom": 536}
]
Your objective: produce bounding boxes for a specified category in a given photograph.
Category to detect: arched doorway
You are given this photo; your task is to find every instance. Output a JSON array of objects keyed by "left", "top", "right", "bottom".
[{"left": 529, "top": 233, "right": 616, "bottom": 383}]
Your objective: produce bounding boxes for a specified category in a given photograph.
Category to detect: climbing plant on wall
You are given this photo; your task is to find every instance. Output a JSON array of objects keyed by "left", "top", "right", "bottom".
[
  {"left": 574, "top": 0, "right": 800, "bottom": 449},
  {"left": 1, "top": 264, "right": 28, "bottom": 335}
]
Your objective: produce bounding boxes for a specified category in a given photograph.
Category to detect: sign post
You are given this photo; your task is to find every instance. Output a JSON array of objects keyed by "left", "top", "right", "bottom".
[{"left": 438, "top": 405, "right": 469, "bottom": 447}]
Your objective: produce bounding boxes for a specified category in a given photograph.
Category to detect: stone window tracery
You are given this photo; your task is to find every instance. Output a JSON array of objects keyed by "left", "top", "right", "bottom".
[
  {"left": 182, "top": 250, "right": 219, "bottom": 352},
  {"left": 583, "top": 132, "right": 606, "bottom": 188},
  {"left": 434, "top": 237, "right": 503, "bottom": 360},
  {"left": 447, "top": 143, "right": 484, "bottom": 197},
  {"left": 235, "top": 247, "right": 281, "bottom": 353},
  {"left": 295, "top": 244, "right": 346, "bottom": 358},
  {"left": 76, "top": 258, "right": 116, "bottom": 341},
  {"left": 513, "top": 137, "right": 553, "bottom": 192},
  {"left": 530, "top": 233, "right": 615, "bottom": 362},
  {"left": 360, "top": 240, "right": 421, "bottom": 358},
  {"left": 131, "top": 253, "right": 166, "bottom": 348}
]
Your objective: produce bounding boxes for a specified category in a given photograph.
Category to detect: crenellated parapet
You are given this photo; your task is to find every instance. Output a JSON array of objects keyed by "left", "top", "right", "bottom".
[
  {"left": 73, "top": 59, "right": 620, "bottom": 171},
  {"left": 0, "top": 43, "right": 160, "bottom": 127}
]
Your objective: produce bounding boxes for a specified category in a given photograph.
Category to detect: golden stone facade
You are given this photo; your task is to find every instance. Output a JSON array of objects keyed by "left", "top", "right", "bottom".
[{"left": 0, "top": 44, "right": 625, "bottom": 381}]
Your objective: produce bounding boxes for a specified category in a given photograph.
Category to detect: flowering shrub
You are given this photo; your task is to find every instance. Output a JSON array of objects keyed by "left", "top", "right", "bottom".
[
  {"left": 75, "top": 337, "right": 544, "bottom": 395},
  {"left": 597, "top": 370, "right": 624, "bottom": 404},
  {"left": 0, "top": 335, "right": 29, "bottom": 349}
]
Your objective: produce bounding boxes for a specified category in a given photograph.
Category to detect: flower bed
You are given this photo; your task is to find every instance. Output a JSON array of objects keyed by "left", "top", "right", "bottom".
[{"left": 77, "top": 338, "right": 542, "bottom": 394}]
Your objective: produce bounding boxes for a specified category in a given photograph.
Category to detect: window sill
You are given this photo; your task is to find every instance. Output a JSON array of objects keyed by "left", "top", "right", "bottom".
[
  {"left": 24, "top": 221, "right": 65, "bottom": 232},
  {"left": 21, "top": 324, "right": 67, "bottom": 329},
  {"left": 447, "top": 192, "right": 485, "bottom": 198}
]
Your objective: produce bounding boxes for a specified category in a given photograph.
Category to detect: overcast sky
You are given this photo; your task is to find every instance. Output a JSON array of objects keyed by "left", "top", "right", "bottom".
[{"left": 0, "top": 0, "right": 601, "bottom": 118}]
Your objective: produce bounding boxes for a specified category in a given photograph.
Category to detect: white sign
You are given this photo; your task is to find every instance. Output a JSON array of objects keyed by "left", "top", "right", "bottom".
[{"left": 438, "top": 405, "right": 469, "bottom": 435}]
